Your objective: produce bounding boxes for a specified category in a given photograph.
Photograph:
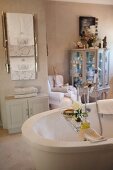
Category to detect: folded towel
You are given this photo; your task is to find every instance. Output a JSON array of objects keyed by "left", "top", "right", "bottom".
[
  {"left": 14, "top": 87, "right": 38, "bottom": 95},
  {"left": 97, "top": 99, "right": 113, "bottom": 115},
  {"left": 84, "top": 133, "right": 107, "bottom": 143},
  {"left": 52, "top": 86, "right": 68, "bottom": 93},
  {"left": 14, "top": 93, "right": 37, "bottom": 98},
  {"left": 83, "top": 128, "right": 106, "bottom": 143}
]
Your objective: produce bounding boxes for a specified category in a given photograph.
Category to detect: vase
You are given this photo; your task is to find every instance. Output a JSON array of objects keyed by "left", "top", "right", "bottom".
[{"left": 87, "top": 39, "right": 93, "bottom": 47}]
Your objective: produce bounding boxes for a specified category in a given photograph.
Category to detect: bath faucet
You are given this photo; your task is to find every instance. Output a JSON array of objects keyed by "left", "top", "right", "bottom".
[
  {"left": 85, "top": 107, "right": 91, "bottom": 112},
  {"left": 76, "top": 85, "right": 80, "bottom": 102}
]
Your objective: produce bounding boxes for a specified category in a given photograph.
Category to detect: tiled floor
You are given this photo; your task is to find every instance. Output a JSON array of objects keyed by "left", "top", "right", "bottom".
[{"left": 0, "top": 128, "right": 35, "bottom": 170}]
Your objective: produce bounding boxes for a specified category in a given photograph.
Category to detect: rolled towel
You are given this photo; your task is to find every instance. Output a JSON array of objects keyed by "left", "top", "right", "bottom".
[
  {"left": 14, "top": 93, "right": 37, "bottom": 99},
  {"left": 49, "top": 92, "right": 64, "bottom": 105},
  {"left": 14, "top": 87, "right": 39, "bottom": 95},
  {"left": 51, "top": 86, "right": 68, "bottom": 93}
]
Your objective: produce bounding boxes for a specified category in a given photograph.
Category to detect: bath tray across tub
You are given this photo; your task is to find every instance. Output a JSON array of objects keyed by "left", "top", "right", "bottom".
[{"left": 61, "top": 110, "right": 107, "bottom": 143}]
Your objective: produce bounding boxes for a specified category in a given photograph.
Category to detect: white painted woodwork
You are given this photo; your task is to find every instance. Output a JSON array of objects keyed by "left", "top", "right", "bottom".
[
  {"left": 6, "top": 99, "right": 28, "bottom": 134},
  {"left": 28, "top": 96, "right": 49, "bottom": 117},
  {"left": 6, "top": 94, "right": 49, "bottom": 134}
]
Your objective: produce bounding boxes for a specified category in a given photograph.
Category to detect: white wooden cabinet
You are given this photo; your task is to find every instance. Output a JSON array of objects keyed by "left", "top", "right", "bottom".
[
  {"left": 28, "top": 96, "right": 49, "bottom": 117},
  {"left": 6, "top": 94, "right": 49, "bottom": 134}
]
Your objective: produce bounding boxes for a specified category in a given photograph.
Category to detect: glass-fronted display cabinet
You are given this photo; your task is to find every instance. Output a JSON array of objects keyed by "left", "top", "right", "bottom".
[
  {"left": 98, "top": 50, "right": 103, "bottom": 88},
  {"left": 104, "top": 50, "right": 110, "bottom": 86},
  {"left": 70, "top": 51, "right": 83, "bottom": 86},
  {"left": 70, "top": 48, "right": 110, "bottom": 99}
]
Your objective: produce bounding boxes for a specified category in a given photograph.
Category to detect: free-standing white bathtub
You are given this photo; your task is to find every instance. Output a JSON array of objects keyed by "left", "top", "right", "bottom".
[{"left": 22, "top": 101, "right": 113, "bottom": 170}]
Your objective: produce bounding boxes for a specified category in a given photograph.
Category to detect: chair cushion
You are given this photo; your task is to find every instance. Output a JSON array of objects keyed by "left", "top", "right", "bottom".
[{"left": 54, "top": 75, "right": 63, "bottom": 87}]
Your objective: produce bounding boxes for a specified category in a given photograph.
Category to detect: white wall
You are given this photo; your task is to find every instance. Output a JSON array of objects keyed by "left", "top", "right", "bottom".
[{"left": 46, "top": 1, "right": 113, "bottom": 98}]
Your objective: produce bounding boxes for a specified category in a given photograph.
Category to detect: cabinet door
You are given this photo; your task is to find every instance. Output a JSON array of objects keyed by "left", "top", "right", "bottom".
[
  {"left": 85, "top": 50, "right": 97, "bottom": 84},
  {"left": 28, "top": 96, "right": 49, "bottom": 117},
  {"left": 104, "top": 49, "right": 110, "bottom": 86},
  {"left": 6, "top": 99, "right": 28, "bottom": 133},
  {"left": 70, "top": 51, "right": 84, "bottom": 86},
  {"left": 98, "top": 49, "right": 104, "bottom": 88}
]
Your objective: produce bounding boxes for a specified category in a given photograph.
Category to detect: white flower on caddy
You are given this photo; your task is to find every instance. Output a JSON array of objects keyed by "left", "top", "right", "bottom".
[
  {"left": 72, "top": 101, "right": 82, "bottom": 111},
  {"left": 71, "top": 101, "right": 90, "bottom": 129}
]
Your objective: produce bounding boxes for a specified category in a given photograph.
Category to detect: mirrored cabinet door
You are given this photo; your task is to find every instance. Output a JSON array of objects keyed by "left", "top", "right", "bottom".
[
  {"left": 70, "top": 51, "right": 83, "bottom": 86},
  {"left": 104, "top": 49, "right": 110, "bottom": 86},
  {"left": 98, "top": 50, "right": 104, "bottom": 88},
  {"left": 85, "top": 50, "right": 96, "bottom": 84}
]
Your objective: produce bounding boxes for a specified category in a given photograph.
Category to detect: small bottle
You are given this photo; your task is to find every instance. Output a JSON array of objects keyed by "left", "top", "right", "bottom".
[
  {"left": 86, "top": 44, "right": 89, "bottom": 49},
  {"left": 80, "top": 118, "right": 90, "bottom": 129}
]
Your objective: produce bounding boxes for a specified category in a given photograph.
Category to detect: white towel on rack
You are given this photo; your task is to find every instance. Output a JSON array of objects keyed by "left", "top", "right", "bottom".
[
  {"left": 6, "top": 13, "right": 34, "bottom": 56},
  {"left": 6, "top": 13, "right": 34, "bottom": 46},
  {"left": 97, "top": 99, "right": 113, "bottom": 115}
]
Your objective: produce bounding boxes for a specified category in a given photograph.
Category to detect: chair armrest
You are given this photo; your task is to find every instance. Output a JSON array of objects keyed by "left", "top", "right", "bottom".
[
  {"left": 51, "top": 87, "right": 67, "bottom": 93},
  {"left": 49, "top": 92, "right": 64, "bottom": 104}
]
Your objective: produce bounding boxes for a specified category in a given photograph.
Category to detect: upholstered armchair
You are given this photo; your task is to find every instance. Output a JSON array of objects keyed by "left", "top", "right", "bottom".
[{"left": 48, "top": 75, "right": 81, "bottom": 109}]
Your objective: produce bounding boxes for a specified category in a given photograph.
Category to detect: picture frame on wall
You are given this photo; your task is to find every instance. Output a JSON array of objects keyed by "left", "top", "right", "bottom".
[{"left": 79, "top": 16, "right": 96, "bottom": 36}]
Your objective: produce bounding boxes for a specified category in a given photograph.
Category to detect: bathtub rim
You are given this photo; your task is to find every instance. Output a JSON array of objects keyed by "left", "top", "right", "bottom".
[{"left": 22, "top": 107, "right": 113, "bottom": 153}]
